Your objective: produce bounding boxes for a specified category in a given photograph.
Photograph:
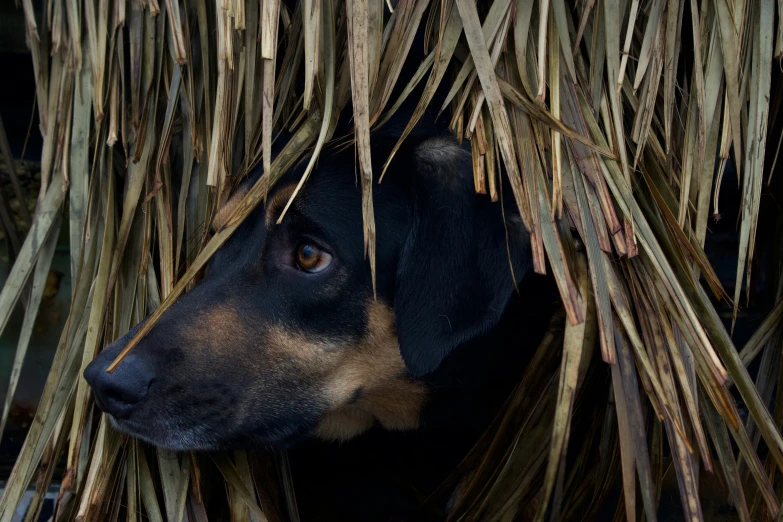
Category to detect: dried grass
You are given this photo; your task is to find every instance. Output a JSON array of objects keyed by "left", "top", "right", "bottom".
[{"left": 0, "top": 0, "right": 782, "bottom": 521}]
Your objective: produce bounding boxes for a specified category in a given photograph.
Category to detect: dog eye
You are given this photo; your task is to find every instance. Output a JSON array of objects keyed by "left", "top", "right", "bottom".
[{"left": 295, "top": 243, "right": 332, "bottom": 273}]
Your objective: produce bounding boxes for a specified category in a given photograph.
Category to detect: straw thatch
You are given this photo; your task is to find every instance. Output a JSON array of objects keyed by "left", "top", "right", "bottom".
[{"left": 0, "top": 0, "right": 782, "bottom": 520}]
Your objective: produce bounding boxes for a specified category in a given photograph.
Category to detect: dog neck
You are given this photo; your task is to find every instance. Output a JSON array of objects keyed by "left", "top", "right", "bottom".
[{"left": 286, "top": 274, "right": 558, "bottom": 522}]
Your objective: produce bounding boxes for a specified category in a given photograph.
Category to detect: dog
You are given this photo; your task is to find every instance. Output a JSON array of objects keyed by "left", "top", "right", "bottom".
[{"left": 84, "top": 124, "right": 558, "bottom": 520}]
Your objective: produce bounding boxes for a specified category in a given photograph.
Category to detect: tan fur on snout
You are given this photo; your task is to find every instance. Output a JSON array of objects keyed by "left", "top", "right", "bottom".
[
  {"left": 184, "top": 299, "right": 426, "bottom": 443},
  {"left": 181, "top": 303, "right": 251, "bottom": 348}
]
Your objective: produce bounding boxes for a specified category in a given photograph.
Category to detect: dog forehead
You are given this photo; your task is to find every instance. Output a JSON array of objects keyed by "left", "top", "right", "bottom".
[
  {"left": 213, "top": 145, "right": 416, "bottom": 280},
  {"left": 273, "top": 166, "right": 368, "bottom": 232}
]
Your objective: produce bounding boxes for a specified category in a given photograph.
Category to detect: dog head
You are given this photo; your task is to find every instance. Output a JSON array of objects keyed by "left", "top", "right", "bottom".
[{"left": 84, "top": 134, "right": 531, "bottom": 450}]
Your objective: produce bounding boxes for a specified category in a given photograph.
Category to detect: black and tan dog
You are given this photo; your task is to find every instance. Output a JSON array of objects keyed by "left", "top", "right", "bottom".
[{"left": 84, "top": 125, "right": 557, "bottom": 520}]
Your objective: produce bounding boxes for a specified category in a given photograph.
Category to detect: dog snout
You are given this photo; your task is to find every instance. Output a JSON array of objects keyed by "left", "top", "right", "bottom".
[{"left": 84, "top": 347, "right": 155, "bottom": 420}]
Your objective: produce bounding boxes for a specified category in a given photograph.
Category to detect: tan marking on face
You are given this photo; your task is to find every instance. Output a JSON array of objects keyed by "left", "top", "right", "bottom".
[
  {"left": 180, "top": 299, "right": 425, "bottom": 442},
  {"left": 315, "top": 302, "right": 427, "bottom": 441},
  {"left": 212, "top": 183, "right": 251, "bottom": 232},
  {"left": 264, "top": 184, "right": 297, "bottom": 226},
  {"left": 264, "top": 325, "right": 339, "bottom": 364},
  {"left": 313, "top": 408, "right": 375, "bottom": 441},
  {"left": 314, "top": 378, "right": 426, "bottom": 441},
  {"left": 180, "top": 303, "right": 254, "bottom": 352},
  {"left": 262, "top": 302, "right": 426, "bottom": 441}
]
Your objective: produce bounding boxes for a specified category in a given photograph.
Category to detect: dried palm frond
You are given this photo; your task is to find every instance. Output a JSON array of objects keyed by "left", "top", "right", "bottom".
[{"left": 1, "top": 0, "right": 782, "bottom": 521}]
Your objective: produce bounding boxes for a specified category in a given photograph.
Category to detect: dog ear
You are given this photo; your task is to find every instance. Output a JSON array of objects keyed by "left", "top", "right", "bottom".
[{"left": 393, "top": 136, "right": 531, "bottom": 377}]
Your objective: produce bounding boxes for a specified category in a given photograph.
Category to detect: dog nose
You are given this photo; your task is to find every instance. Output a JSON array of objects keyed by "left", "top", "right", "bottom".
[{"left": 84, "top": 350, "right": 154, "bottom": 419}]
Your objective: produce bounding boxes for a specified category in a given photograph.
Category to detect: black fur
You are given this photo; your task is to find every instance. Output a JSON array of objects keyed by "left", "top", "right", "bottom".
[
  {"left": 84, "top": 101, "right": 557, "bottom": 520},
  {"left": 393, "top": 138, "right": 530, "bottom": 376}
]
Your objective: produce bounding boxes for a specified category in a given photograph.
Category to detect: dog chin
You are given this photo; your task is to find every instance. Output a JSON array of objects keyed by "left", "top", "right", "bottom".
[
  {"left": 106, "top": 414, "right": 308, "bottom": 451},
  {"left": 106, "top": 415, "right": 227, "bottom": 451}
]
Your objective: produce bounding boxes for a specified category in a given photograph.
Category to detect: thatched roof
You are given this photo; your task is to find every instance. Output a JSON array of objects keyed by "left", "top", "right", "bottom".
[{"left": 0, "top": 0, "right": 782, "bottom": 520}]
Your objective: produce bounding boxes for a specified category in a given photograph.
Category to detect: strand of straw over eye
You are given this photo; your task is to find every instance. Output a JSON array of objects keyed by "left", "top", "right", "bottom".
[{"left": 106, "top": 116, "right": 320, "bottom": 373}]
